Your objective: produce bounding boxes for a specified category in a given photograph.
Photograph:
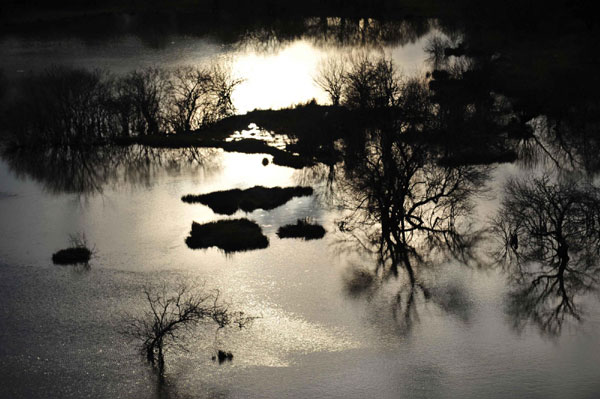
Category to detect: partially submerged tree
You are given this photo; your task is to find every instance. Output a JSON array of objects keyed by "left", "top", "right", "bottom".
[
  {"left": 120, "top": 67, "right": 171, "bottom": 136},
  {"left": 167, "top": 66, "right": 212, "bottom": 134},
  {"left": 167, "top": 62, "right": 243, "bottom": 133},
  {"left": 1, "top": 63, "right": 244, "bottom": 147},
  {"left": 336, "top": 129, "right": 485, "bottom": 285},
  {"left": 124, "top": 283, "right": 254, "bottom": 379},
  {"left": 314, "top": 57, "right": 346, "bottom": 106},
  {"left": 492, "top": 174, "right": 600, "bottom": 334},
  {"left": 313, "top": 52, "right": 402, "bottom": 109}
]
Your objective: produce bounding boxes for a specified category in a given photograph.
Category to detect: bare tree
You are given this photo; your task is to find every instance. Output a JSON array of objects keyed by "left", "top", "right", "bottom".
[
  {"left": 492, "top": 174, "right": 600, "bottom": 334},
  {"left": 343, "top": 51, "right": 376, "bottom": 109},
  {"left": 345, "top": 52, "right": 400, "bottom": 109},
  {"left": 120, "top": 67, "right": 171, "bottom": 135},
  {"left": 313, "top": 57, "right": 346, "bottom": 106},
  {"left": 336, "top": 130, "right": 485, "bottom": 285},
  {"left": 167, "top": 66, "right": 213, "bottom": 134},
  {"left": 371, "top": 56, "right": 402, "bottom": 108},
  {"left": 124, "top": 282, "right": 254, "bottom": 379},
  {"left": 204, "top": 61, "right": 244, "bottom": 125}
]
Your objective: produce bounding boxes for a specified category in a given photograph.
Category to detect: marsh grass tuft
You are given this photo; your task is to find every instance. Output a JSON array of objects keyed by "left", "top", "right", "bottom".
[
  {"left": 185, "top": 218, "right": 269, "bottom": 252},
  {"left": 182, "top": 185, "right": 313, "bottom": 215},
  {"left": 276, "top": 218, "right": 326, "bottom": 240},
  {"left": 52, "top": 233, "right": 93, "bottom": 265}
]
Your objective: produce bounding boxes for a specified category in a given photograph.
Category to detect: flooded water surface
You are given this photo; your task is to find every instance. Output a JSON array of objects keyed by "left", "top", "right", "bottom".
[{"left": 1, "top": 10, "right": 600, "bottom": 399}]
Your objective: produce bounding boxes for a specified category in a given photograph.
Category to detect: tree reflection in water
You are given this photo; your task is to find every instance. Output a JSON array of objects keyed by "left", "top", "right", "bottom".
[
  {"left": 492, "top": 174, "right": 600, "bottom": 335},
  {"left": 336, "top": 129, "right": 486, "bottom": 280},
  {"left": 2, "top": 145, "right": 220, "bottom": 197},
  {"left": 515, "top": 114, "right": 600, "bottom": 175},
  {"left": 335, "top": 127, "right": 486, "bottom": 332}
]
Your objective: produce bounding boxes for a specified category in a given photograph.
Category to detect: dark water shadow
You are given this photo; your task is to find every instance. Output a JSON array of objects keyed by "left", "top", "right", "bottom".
[{"left": 1, "top": 145, "right": 220, "bottom": 197}]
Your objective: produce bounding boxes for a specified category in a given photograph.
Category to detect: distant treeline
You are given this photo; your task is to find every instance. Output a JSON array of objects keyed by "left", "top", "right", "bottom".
[
  {"left": 0, "top": 65, "right": 241, "bottom": 147},
  {"left": 1, "top": 0, "right": 596, "bottom": 25}
]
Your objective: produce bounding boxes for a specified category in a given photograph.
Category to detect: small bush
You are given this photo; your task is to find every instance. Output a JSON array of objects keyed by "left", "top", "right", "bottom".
[
  {"left": 52, "top": 234, "right": 93, "bottom": 265},
  {"left": 276, "top": 218, "right": 326, "bottom": 240},
  {"left": 185, "top": 218, "right": 269, "bottom": 252},
  {"left": 52, "top": 247, "right": 92, "bottom": 265}
]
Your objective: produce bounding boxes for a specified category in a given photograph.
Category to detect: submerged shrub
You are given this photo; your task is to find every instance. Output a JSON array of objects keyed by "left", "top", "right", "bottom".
[
  {"left": 276, "top": 218, "right": 326, "bottom": 240},
  {"left": 52, "top": 233, "right": 93, "bottom": 265},
  {"left": 182, "top": 185, "right": 314, "bottom": 215},
  {"left": 124, "top": 282, "right": 254, "bottom": 379},
  {"left": 185, "top": 218, "right": 269, "bottom": 252}
]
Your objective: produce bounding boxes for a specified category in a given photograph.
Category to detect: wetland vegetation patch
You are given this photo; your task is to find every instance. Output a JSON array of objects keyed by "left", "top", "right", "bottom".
[
  {"left": 185, "top": 218, "right": 269, "bottom": 253},
  {"left": 182, "top": 185, "right": 313, "bottom": 215},
  {"left": 51, "top": 234, "right": 93, "bottom": 265},
  {"left": 276, "top": 218, "right": 326, "bottom": 240}
]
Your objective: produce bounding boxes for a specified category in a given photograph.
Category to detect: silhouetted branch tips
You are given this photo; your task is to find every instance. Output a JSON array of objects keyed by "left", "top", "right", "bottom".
[
  {"left": 492, "top": 174, "right": 600, "bottom": 334},
  {"left": 314, "top": 57, "right": 346, "bottom": 106},
  {"left": 123, "top": 282, "right": 254, "bottom": 378},
  {"left": 2, "top": 63, "right": 243, "bottom": 148}
]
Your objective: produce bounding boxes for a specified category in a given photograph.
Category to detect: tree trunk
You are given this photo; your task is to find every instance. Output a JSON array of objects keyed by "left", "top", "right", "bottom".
[{"left": 157, "top": 339, "right": 165, "bottom": 378}]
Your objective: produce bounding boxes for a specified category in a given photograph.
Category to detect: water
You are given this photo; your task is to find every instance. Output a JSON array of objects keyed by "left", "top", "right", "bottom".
[
  {"left": 1, "top": 15, "right": 600, "bottom": 399},
  {"left": 0, "top": 27, "right": 434, "bottom": 113},
  {"left": 2, "top": 147, "right": 600, "bottom": 398}
]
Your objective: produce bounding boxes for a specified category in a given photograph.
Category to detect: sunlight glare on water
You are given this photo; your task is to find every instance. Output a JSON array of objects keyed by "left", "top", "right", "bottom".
[
  {"left": 2, "top": 13, "right": 600, "bottom": 399},
  {"left": 231, "top": 40, "right": 330, "bottom": 112}
]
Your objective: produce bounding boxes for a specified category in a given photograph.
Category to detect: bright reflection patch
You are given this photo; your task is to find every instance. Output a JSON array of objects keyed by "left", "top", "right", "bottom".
[
  {"left": 230, "top": 33, "right": 436, "bottom": 114},
  {"left": 231, "top": 40, "right": 330, "bottom": 113}
]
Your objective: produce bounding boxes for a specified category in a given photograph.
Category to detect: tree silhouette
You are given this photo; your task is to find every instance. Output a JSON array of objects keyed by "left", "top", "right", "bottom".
[
  {"left": 124, "top": 283, "right": 253, "bottom": 380},
  {"left": 492, "top": 174, "right": 600, "bottom": 334},
  {"left": 313, "top": 57, "right": 346, "bottom": 106},
  {"left": 337, "top": 129, "right": 485, "bottom": 285}
]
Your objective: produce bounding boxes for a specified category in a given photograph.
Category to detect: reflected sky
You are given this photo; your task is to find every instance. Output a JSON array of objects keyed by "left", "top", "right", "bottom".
[
  {"left": 2, "top": 148, "right": 600, "bottom": 398},
  {"left": 2, "top": 21, "right": 600, "bottom": 399},
  {"left": 0, "top": 30, "right": 434, "bottom": 114}
]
